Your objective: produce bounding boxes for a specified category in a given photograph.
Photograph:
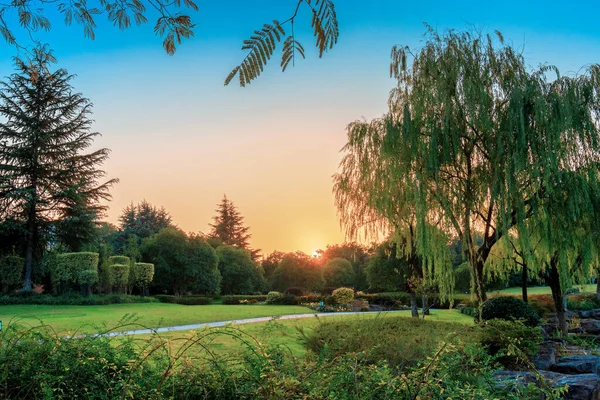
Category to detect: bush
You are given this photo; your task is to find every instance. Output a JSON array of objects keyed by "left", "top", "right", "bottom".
[
  {"left": 154, "top": 295, "right": 212, "bottom": 305},
  {"left": 481, "top": 296, "right": 540, "bottom": 326},
  {"left": 0, "top": 293, "right": 158, "bottom": 306},
  {"left": 527, "top": 294, "right": 555, "bottom": 317},
  {"left": 266, "top": 291, "right": 284, "bottom": 304},
  {"left": 480, "top": 319, "right": 543, "bottom": 369},
  {"left": 53, "top": 252, "right": 99, "bottom": 286},
  {"left": 110, "top": 263, "right": 130, "bottom": 293},
  {"left": 78, "top": 269, "right": 98, "bottom": 285},
  {"left": 454, "top": 262, "right": 471, "bottom": 293},
  {"left": 460, "top": 306, "right": 479, "bottom": 318},
  {"left": 133, "top": 262, "right": 155, "bottom": 288},
  {"left": 285, "top": 287, "right": 304, "bottom": 296},
  {"left": 221, "top": 295, "right": 268, "bottom": 305},
  {"left": 567, "top": 293, "right": 600, "bottom": 311},
  {"left": 0, "top": 254, "right": 23, "bottom": 292},
  {"left": 108, "top": 255, "right": 131, "bottom": 266},
  {"left": 332, "top": 287, "right": 354, "bottom": 305}
]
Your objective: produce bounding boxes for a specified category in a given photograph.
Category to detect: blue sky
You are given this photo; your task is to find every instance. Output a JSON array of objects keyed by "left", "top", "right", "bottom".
[{"left": 0, "top": 0, "right": 598, "bottom": 253}]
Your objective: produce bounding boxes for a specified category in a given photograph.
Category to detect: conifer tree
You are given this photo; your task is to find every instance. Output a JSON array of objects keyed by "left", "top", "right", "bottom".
[
  {"left": 0, "top": 46, "right": 116, "bottom": 290},
  {"left": 209, "top": 195, "right": 260, "bottom": 259}
]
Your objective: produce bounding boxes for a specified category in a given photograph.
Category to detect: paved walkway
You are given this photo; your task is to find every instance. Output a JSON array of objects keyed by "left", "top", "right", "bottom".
[{"left": 95, "top": 310, "right": 408, "bottom": 337}]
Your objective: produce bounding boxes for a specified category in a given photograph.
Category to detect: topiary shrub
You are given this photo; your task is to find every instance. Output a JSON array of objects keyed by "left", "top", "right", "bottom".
[
  {"left": 0, "top": 254, "right": 23, "bottom": 293},
  {"left": 108, "top": 255, "right": 130, "bottom": 266},
  {"left": 332, "top": 287, "right": 354, "bottom": 305},
  {"left": 52, "top": 252, "right": 99, "bottom": 294},
  {"left": 480, "top": 319, "right": 543, "bottom": 369},
  {"left": 267, "top": 291, "right": 284, "bottom": 304},
  {"left": 481, "top": 296, "right": 540, "bottom": 327},
  {"left": 78, "top": 270, "right": 99, "bottom": 297},
  {"left": 133, "top": 263, "right": 154, "bottom": 296},
  {"left": 110, "top": 264, "right": 130, "bottom": 294}
]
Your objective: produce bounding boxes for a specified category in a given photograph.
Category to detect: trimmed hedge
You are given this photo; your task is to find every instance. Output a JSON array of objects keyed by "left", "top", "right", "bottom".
[
  {"left": 108, "top": 256, "right": 131, "bottom": 266},
  {"left": 332, "top": 287, "right": 354, "bottom": 305},
  {"left": 78, "top": 269, "right": 99, "bottom": 285},
  {"left": 154, "top": 295, "right": 212, "bottom": 305},
  {"left": 133, "top": 263, "right": 154, "bottom": 287},
  {"left": 481, "top": 296, "right": 540, "bottom": 327},
  {"left": 0, "top": 254, "right": 23, "bottom": 292},
  {"left": 221, "top": 295, "right": 268, "bottom": 305},
  {"left": 54, "top": 252, "right": 99, "bottom": 285},
  {"left": 0, "top": 293, "right": 158, "bottom": 306}
]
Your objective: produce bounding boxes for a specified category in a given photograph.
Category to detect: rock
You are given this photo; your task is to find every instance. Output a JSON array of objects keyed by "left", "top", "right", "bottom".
[
  {"left": 494, "top": 370, "right": 600, "bottom": 399},
  {"left": 551, "top": 355, "right": 600, "bottom": 374},
  {"left": 531, "top": 341, "right": 560, "bottom": 370},
  {"left": 581, "top": 319, "right": 600, "bottom": 334},
  {"left": 579, "top": 309, "right": 600, "bottom": 319},
  {"left": 570, "top": 327, "right": 585, "bottom": 334}
]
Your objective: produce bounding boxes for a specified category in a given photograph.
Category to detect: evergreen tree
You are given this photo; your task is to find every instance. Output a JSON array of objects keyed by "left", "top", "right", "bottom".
[
  {"left": 118, "top": 200, "right": 172, "bottom": 240},
  {"left": 209, "top": 195, "right": 260, "bottom": 259},
  {"left": 0, "top": 47, "right": 116, "bottom": 290}
]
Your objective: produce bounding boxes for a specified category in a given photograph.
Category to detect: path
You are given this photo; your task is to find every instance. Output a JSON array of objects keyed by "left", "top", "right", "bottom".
[{"left": 95, "top": 310, "right": 408, "bottom": 337}]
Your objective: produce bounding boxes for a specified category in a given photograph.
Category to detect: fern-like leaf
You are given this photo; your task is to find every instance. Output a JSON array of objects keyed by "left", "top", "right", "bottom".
[
  {"left": 281, "top": 36, "right": 305, "bottom": 72},
  {"left": 224, "top": 20, "right": 284, "bottom": 86},
  {"left": 309, "top": 0, "right": 338, "bottom": 57}
]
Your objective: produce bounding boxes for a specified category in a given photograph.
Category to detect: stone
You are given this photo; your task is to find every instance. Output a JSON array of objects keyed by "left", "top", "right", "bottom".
[
  {"left": 550, "top": 355, "right": 600, "bottom": 374},
  {"left": 581, "top": 319, "right": 600, "bottom": 334},
  {"left": 531, "top": 341, "right": 560, "bottom": 370},
  {"left": 494, "top": 370, "right": 600, "bottom": 399},
  {"left": 580, "top": 309, "right": 600, "bottom": 319}
]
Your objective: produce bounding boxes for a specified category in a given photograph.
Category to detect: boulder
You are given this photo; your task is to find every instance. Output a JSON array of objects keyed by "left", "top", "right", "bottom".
[
  {"left": 531, "top": 341, "right": 560, "bottom": 370},
  {"left": 580, "top": 309, "right": 600, "bottom": 319},
  {"left": 494, "top": 370, "right": 600, "bottom": 399},
  {"left": 550, "top": 355, "right": 600, "bottom": 374},
  {"left": 581, "top": 319, "right": 600, "bottom": 334}
]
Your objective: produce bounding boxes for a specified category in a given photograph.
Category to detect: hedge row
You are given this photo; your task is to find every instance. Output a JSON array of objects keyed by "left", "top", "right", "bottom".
[
  {"left": 0, "top": 293, "right": 158, "bottom": 306},
  {"left": 221, "top": 295, "right": 268, "bottom": 305},
  {"left": 154, "top": 295, "right": 212, "bottom": 305}
]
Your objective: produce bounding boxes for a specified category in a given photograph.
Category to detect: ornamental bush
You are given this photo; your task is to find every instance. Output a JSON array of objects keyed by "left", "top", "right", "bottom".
[
  {"left": 51, "top": 252, "right": 99, "bottom": 294},
  {"left": 108, "top": 255, "right": 131, "bottom": 266},
  {"left": 133, "top": 263, "right": 155, "bottom": 287},
  {"left": 267, "top": 291, "right": 284, "bottom": 304},
  {"left": 481, "top": 296, "right": 540, "bottom": 327},
  {"left": 110, "top": 264, "right": 130, "bottom": 294},
  {"left": 332, "top": 287, "right": 354, "bottom": 305},
  {"left": 480, "top": 319, "right": 543, "bottom": 369},
  {"left": 0, "top": 254, "right": 23, "bottom": 293},
  {"left": 78, "top": 269, "right": 99, "bottom": 285}
]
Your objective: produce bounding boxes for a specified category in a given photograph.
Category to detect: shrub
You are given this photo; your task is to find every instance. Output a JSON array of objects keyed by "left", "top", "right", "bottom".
[
  {"left": 108, "top": 255, "right": 131, "bottom": 266},
  {"left": 0, "top": 254, "right": 23, "bottom": 292},
  {"left": 221, "top": 295, "right": 268, "bottom": 305},
  {"left": 567, "top": 293, "right": 600, "bottom": 311},
  {"left": 480, "top": 319, "right": 543, "bottom": 369},
  {"left": 53, "top": 252, "right": 99, "bottom": 287},
  {"left": 460, "top": 306, "right": 479, "bottom": 318},
  {"left": 454, "top": 262, "right": 471, "bottom": 293},
  {"left": 110, "top": 263, "right": 130, "bottom": 293},
  {"left": 332, "top": 287, "right": 354, "bottom": 305},
  {"left": 528, "top": 294, "right": 555, "bottom": 317},
  {"left": 481, "top": 296, "right": 540, "bottom": 326},
  {"left": 133, "top": 262, "right": 155, "bottom": 290},
  {"left": 78, "top": 269, "right": 98, "bottom": 285},
  {"left": 266, "top": 291, "right": 284, "bottom": 304},
  {"left": 0, "top": 293, "right": 158, "bottom": 306},
  {"left": 285, "top": 287, "right": 304, "bottom": 296},
  {"left": 154, "top": 295, "right": 212, "bottom": 305}
]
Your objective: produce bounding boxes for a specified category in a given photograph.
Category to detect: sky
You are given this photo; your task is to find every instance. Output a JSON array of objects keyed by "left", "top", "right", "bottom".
[{"left": 0, "top": 0, "right": 599, "bottom": 255}]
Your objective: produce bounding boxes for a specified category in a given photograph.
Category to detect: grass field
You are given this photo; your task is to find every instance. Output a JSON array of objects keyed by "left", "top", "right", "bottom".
[
  {"left": 0, "top": 303, "right": 314, "bottom": 334},
  {"left": 489, "top": 284, "right": 596, "bottom": 296}
]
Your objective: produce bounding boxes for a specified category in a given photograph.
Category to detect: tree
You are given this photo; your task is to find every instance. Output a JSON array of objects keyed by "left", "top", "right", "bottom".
[
  {"left": 0, "top": 1, "right": 338, "bottom": 86},
  {"left": 209, "top": 195, "right": 260, "bottom": 259},
  {"left": 54, "top": 190, "right": 103, "bottom": 252},
  {"left": 269, "top": 251, "right": 324, "bottom": 293},
  {"left": 323, "top": 257, "right": 355, "bottom": 288},
  {"left": 261, "top": 251, "right": 284, "bottom": 281},
  {"left": 118, "top": 200, "right": 172, "bottom": 240},
  {"left": 0, "top": 47, "right": 116, "bottom": 290},
  {"left": 335, "top": 27, "right": 600, "bottom": 306},
  {"left": 141, "top": 227, "right": 220, "bottom": 295},
  {"left": 216, "top": 245, "right": 265, "bottom": 294},
  {"left": 319, "top": 243, "right": 370, "bottom": 290}
]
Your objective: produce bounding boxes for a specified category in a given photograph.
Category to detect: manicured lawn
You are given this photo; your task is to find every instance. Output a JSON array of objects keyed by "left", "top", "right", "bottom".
[
  {"left": 489, "top": 284, "right": 595, "bottom": 296},
  {"left": 0, "top": 303, "right": 313, "bottom": 334}
]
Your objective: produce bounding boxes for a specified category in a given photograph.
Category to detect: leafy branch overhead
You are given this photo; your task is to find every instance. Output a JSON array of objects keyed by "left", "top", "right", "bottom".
[{"left": 225, "top": 0, "right": 339, "bottom": 87}]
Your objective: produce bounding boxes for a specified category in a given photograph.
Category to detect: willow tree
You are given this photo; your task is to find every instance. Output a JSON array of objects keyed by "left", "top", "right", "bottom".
[
  {"left": 0, "top": 47, "right": 116, "bottom": 290},
  {"left": 333, "top": 112, "right": 454, "bottom": 317},
  {"left": 335, "top": 26, "right": 600, "bottom": 306}
]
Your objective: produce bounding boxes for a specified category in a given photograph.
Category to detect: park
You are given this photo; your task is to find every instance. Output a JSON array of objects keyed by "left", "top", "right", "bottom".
[{"left": 1, "top": 0, "right": 600, "bottom": 398}]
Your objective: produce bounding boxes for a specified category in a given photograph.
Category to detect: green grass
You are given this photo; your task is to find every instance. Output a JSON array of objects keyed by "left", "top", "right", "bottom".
[
  {"left": 489, "top": 284, "right": 595, "bottom": 296},
  {"left": 0, "top": 303, "right": 313, "bottom": 334}
]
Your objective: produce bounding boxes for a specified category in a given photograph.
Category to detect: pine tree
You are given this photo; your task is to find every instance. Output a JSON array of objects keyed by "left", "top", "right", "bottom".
[
  {"left": 0, "top": 46, "right": 117, "bottom": 290},
  {"left": 209, "top": 195, "right": 259, "bottom": 258}
]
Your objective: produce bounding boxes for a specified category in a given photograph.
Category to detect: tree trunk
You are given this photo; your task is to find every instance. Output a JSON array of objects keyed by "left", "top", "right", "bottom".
[
  {"left": 22, "top": 201, "right": 36, "bottom": 291},
  {"left": 522, "top": 263, "right": 528, "bottom": 303},
  {"left": 422, "top": 295, "right": 430, "bottom": 318},
  {"left": 410, "top": 291, "right": 419, "bottom": 318},
  {"left": 596, "top": 275, "right": 600, "bottom": 301},
  {"left": 547, "top": 256, "right": 567, "bottom": 337},
  {"left": 471, "top": 259, "right": 487, "bottom": 304}
]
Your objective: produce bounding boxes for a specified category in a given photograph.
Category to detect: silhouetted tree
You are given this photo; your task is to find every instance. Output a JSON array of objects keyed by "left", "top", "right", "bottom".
[{"left": 209, "top": 195, "right": 260, "bottom": 259}]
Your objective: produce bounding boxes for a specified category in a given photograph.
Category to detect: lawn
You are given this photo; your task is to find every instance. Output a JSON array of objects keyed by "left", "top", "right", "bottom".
[
  {"left": 489, "top": 284, "right": 596, "bottom": 296},
  {"left": 129, "top": 309, "right": 473, "bottom": 358},
  {"left": 0, "top": 303, "right": 314, "bottom": 334}
]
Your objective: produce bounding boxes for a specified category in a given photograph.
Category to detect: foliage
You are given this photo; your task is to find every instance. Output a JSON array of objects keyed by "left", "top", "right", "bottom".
[
  {"left": 334, "top": 26, "right": 600, "bottom": 309},
  {"left": 261, "top": 251, "right": 284, "bottom": 281},
  {"left": 269, "top": 251, "right": 324, "bottom": 293},
  {"left": 118, "top": 201, "right": 173, "bottom": 242},
  {"left": 332, "top": 287, "right": 354, "bottom": 305},
  {"left": 0, "top": 47, "right": 116, "bottom": 290},
  {"left": 481, "top": 296, "right": 540, "bottom": 327},
  {"left": 225, "top": 0, "right": 339, "bottom": 87},
  {"left": 154, "top": 295, "right": 212, "bottom": 305},
  {"left": 454, "top": 262, "right": 472, "bottom": 293},
  {"left": 141, "top": 228, "right": 221, "bottom": 295},
  {"left": 221, "top": 295, "right": 270, "bottom": 305},
  {"left": 108, "top": 255, "right": 131, "bottom": 266},
  {"left": 133, "top": 262, "right": 154, "bottom": 287},
  {"left": 110, "top": 263, "right": 130, "bottom": 293},
  {"left": 284, "top": 287, "right": 304, "bottom": 296},
  {"left": 267, "top": 291, "right": 284, "bottom": 304},
  {"left": 527, "top": 294, "right": 556, "bottom": 318},
  {"left": 365, "top": 241, "right": 407, "bottom": 292},
  {"left": 53, "top": 252, "right": 99, "bottom": 287},
  {"left": 567, "top": 293, "right": 600, "bottom": 311},
  {"left": 0, "top": 293, "right": 158, "bottom": 305},
  {"left": 319, "top": 243, "right": 370, "bottom": 290},
  {"left": 323, "top": 258, "right": 355, "bottom": 288},
  {"left": 480, "top": 319, "right": 543, "bottom": 370},
  {"left": 78, "top": 269, "right": 99, "bottom": 286},
  {"left": 216, "top": 245, "right": 265, "bottom": 294},
  {"left": 209, "top": 195, "right": 259, "bottom": 259},
  {"left": 0, "top": 253, "right": 23, "bottom": 292}
]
